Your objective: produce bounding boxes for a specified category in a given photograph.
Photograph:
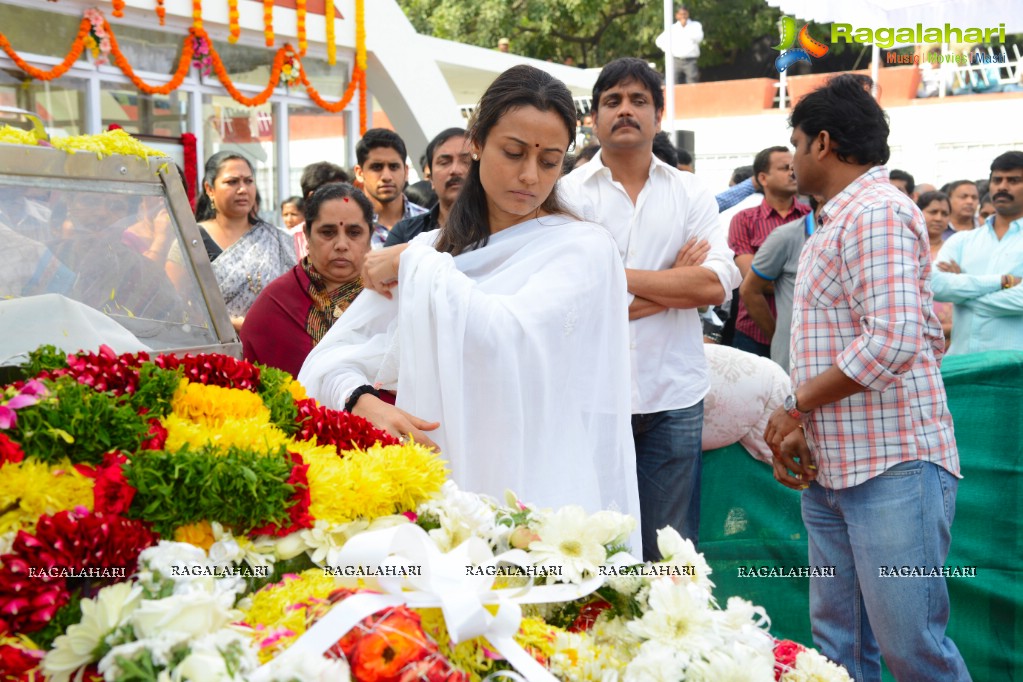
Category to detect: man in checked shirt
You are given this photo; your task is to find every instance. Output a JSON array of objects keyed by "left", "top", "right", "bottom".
[{"left": 764, "top": 74, "right": 970, "bottom": 682}]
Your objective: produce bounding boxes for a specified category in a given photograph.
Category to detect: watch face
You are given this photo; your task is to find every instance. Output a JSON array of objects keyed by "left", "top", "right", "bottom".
[{"left": 784, "top": 394, "right": 796, "bottom": 411}]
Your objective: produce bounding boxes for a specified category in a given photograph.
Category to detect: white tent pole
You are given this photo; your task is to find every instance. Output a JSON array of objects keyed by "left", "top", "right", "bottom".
[{"left": 663, "top": 0, "right": 676, "bottom": 135}]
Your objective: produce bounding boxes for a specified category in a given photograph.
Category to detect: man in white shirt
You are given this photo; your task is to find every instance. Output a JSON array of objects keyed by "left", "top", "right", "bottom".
[
  {"left": 560, "top": 58, "right": 741, "bottom": 559},
  {"left": 655, "top": 5, "right": 704, "bottom": 84}
]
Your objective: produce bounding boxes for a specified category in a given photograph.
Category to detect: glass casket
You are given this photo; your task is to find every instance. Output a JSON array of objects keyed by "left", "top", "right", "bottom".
[{"left": 0, "top": 119, "right": 237, "bottom": 370}]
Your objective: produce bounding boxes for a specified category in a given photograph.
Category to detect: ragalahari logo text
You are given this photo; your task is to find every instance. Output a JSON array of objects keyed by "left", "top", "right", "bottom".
[{"left": 773, "top": 16, "right": 829, "bottom": 72}]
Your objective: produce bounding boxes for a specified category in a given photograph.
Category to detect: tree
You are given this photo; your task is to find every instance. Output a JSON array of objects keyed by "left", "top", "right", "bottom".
[{"left": 397, "top": 0, "right": 789, "bottom": 71}]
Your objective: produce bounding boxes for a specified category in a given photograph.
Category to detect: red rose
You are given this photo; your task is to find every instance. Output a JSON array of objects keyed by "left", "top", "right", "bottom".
[
  {"left": 568, "top": 598, "right": 612, "bottom": 633},
  {"left": 773, "top": 639, "right": 807, "bottom": 680},
  {"left": 92, "top": 451, "right": 137, "bottom": 515},
  {"left": 294, "top": 398, "right": 398, "bottom": 454},
  {"left": 140, "top": 418, "right": 168, "bottom": 451},
  {"left": 156, "top": 353, "right": 260, "bottom": 391},
  {"left": 0, "top": 433, "right": 25, "bottom": 465},
  {"left": 0, "top": 642, "right": 44, "bottom": 680}
]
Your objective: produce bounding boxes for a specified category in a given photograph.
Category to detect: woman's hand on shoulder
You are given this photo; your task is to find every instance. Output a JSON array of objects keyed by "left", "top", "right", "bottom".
[
  {"left": 353, "top": 393, "right": 440, "bottom": 450},
  {"left": 362, "top": 244, "right": 409, "bottom": 299}
]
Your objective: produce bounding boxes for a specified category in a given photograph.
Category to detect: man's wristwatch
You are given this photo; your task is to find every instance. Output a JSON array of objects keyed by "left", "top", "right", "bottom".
[{"left": 783, "top": 393, "right": 810, "bottom": 420}]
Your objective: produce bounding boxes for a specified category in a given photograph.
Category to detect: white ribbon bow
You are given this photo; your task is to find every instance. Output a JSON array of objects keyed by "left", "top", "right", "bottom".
[{"left": 251, "top": 523, "right": 615, "bottom": 682}]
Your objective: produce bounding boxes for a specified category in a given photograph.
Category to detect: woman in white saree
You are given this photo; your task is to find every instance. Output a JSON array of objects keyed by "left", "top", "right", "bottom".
[{"left": 299, "top": 66, "right": 640, "bottom": 529}]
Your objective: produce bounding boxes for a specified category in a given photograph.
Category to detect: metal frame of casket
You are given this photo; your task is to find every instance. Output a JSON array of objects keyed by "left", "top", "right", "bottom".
[{"left": 0, "top": 135, "right": 239, "bottom": 369}]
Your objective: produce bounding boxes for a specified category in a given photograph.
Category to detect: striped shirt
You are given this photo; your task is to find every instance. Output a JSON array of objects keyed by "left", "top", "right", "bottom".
[
  {"left": 371, "top": 198, "right": 429, "bottom": 250},
  {"left": 791, "top": 166, "right": 959, "bottom": 489},
  {"left": 729, "top": 198, "right": 810, "bottom": 344}
]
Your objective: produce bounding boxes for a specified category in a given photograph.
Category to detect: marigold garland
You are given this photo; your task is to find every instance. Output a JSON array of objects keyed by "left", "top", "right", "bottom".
[
  {"left": 106, "top": 19, "right": 194, "bottom": 96},
  {"left": 263, "top": 0, "right": 275, "bottom": 47},
  {"left": 227, "top": 0, "right": 240, "bottom": 43},
  {"left": 296, "top": 0, "right": 307, "bottom": 56},
  {"left": 0, "top": 17, "right": 89, "bottom": 82},
  {"left": 324, "top": 0, "right": 336, "bottom": 65},
  {"left": 0, "top": 5, "right": 369, "bottom": 147},
  {"left": 156, "top": 0, "right": 166, "bottom": 26},
  {"left": 112, "top": 0, "right": 125, "bottom": 18}
]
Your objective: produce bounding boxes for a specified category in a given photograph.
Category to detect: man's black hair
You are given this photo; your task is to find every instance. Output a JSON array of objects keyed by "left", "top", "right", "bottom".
[
  {"left": 944, "top": 179, "right": 977, "bottom": 196},
  {"left": 889, "top": 169, "right": 915, "bottom": 194},
  {"left": 299, "top": 162, "right": 349, "bottom": 198},
  {"left": 425, "top": 127, "right": 468, "bottom": 173},
  {"left": 991, "top": 151, "right": 1023, "bottom": 174},
  {"left": 731, "top": 165, "right": 754, "bottom": 185},
  {"left": 356, "top": 128, "right": 409, "bottom": 166},
  {"left": 676, "top": 147, "right": 694, "bottom": 166},
  {"left": 652, "top": 131, "right": 679, "bottom": 167},
  {"left": 753, "top": 146, "right": 790, "bottom": 181},
  {"left": 592, "top": 58, "right": 664, "bottom": 115},
  {"left": 789, "top": 74, "right": 890, "bottom": 166}
]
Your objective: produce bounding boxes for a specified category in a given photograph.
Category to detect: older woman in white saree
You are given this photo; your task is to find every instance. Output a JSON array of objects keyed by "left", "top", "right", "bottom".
[{"left": 299, "top": 66, "right": 640, "bottom": 533}]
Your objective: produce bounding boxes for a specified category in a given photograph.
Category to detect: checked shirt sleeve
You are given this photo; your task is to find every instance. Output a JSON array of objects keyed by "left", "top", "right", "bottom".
[{"left": 835, "top": 204, "right": 927, "bottom": 392}]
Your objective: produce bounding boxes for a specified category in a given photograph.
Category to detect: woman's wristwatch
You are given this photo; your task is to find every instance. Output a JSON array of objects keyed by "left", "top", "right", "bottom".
[{"left": 783, "top": 393, "right": 811, "bottom": 420}]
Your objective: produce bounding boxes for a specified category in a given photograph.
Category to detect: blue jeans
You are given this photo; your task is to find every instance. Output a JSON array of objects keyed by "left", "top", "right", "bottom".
[
  {"left": 802, "top": 460, "right": 971, "bottom": 682},
  {"left": 632, "top": 401, "right": 703, "bottom": 561}
]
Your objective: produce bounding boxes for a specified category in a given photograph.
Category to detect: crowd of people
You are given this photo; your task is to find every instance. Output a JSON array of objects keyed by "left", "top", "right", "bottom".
[{"left": 171, "top": 46, "right": 1023, "bottom": 681}]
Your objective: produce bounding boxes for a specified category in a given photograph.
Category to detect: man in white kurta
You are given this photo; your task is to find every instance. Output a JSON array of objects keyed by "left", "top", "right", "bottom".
[{"left": 560, "top": 58, "right": 740, "bottom": 559}]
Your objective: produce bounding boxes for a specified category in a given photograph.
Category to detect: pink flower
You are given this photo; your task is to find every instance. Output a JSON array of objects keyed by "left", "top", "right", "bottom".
[{"left": 0, "top": 380, "right": 49, "bottom": 430}]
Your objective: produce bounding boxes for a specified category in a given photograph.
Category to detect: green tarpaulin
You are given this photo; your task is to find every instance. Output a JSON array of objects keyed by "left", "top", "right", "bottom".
[{"left": 700, "top": 351, "right": 1023, "bottom": 680}]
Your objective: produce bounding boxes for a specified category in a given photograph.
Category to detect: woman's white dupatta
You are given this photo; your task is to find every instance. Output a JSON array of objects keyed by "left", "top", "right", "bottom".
[{"left": 299, "top": 216, "right": 640, "bottom": 533}]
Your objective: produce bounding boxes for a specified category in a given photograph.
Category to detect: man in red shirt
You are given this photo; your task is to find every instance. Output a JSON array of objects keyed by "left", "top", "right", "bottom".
[{"left": 728, "top": 146, "right": 809, "bottom": 357}]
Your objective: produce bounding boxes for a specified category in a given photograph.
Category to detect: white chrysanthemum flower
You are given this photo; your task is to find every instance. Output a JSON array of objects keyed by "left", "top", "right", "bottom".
[
  {"left": 297, "top": 519, "right": 350, "bottom": 566},
  {"left": 687, "top": 648, "right": 775, "bottom": 681},
  {"left": 606, "top": 573, "right": 644, "bottom": 596},
  {"left": 529, "top": 505, "right": 609, "bottom": 583},
  {"left": 43, "top": 581, "right": 143, "bottom": 682},
  {"left": 782, "top": 649, "right": 855, "bottom": 682},
  {"left": 655, "top": 527, "right": 714, "bottom": 591},
  {"left": 137, "top": 540, "right": 209, "bottom": 591},
  {"left": 718, "top": 596, "right": 775, "bottom": 655},
  {"left": 623, "top": 641, "right": 690, "bottom": 682},
  {"left": 172, "top": 628, "right": 260, "bottom": 681},
  {"left": 588, "top": 510, "right": 637, "bottom": 547},
  {"left": 130, "top": 590, "right": 239, "bottom": 641},
  {"left": 626, "top": 577, "right": 714, "bottom": 653},
  {"left": 209, "top": 522, "right": 277, "bottom": 572},
  {"left": 549, "top": 629, "right": 626, "bottom": 682},
  {"left": 419, "top": 481, "right": 506, "bottom": 552},
  {"left": 263, "top": 649, "right": 352, "bottom": 682}
]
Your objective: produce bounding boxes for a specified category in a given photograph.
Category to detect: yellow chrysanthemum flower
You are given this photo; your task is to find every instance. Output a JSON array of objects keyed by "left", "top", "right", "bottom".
[
  {"left": 0, "top": 125, "right": 38, "bottom": 146},
  {"left": 0, "top": 459, "right": 94, "bottom": 536},
  {"left": 162, "top": 413, "right": 290, "bottom": 455},
  {"left": 171, "top": 380, "right": 270, "bottom": 427},
  {"left": 284, "top": 439, "right": 337, "bottom": 462},
  {"left": 359, "top": 442, "right": 450, "bottom": 512},
  {"left": 303, "top": 443, "right": 447, "bottom": 526},
  {"left": 287, "top": 380, "right": 308, "bottom": 402},
  {"left": 49, "top": 128, "right": 164, "bottom": 159},
  {"left": 174, "top": 520, "right": 216, "bottom": 550},
  {"left": 242, "top": 569, "right": 338, "bottom": 663},
  {"left": 515, "top": 616, "right": 560, "bottom": 661}
]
